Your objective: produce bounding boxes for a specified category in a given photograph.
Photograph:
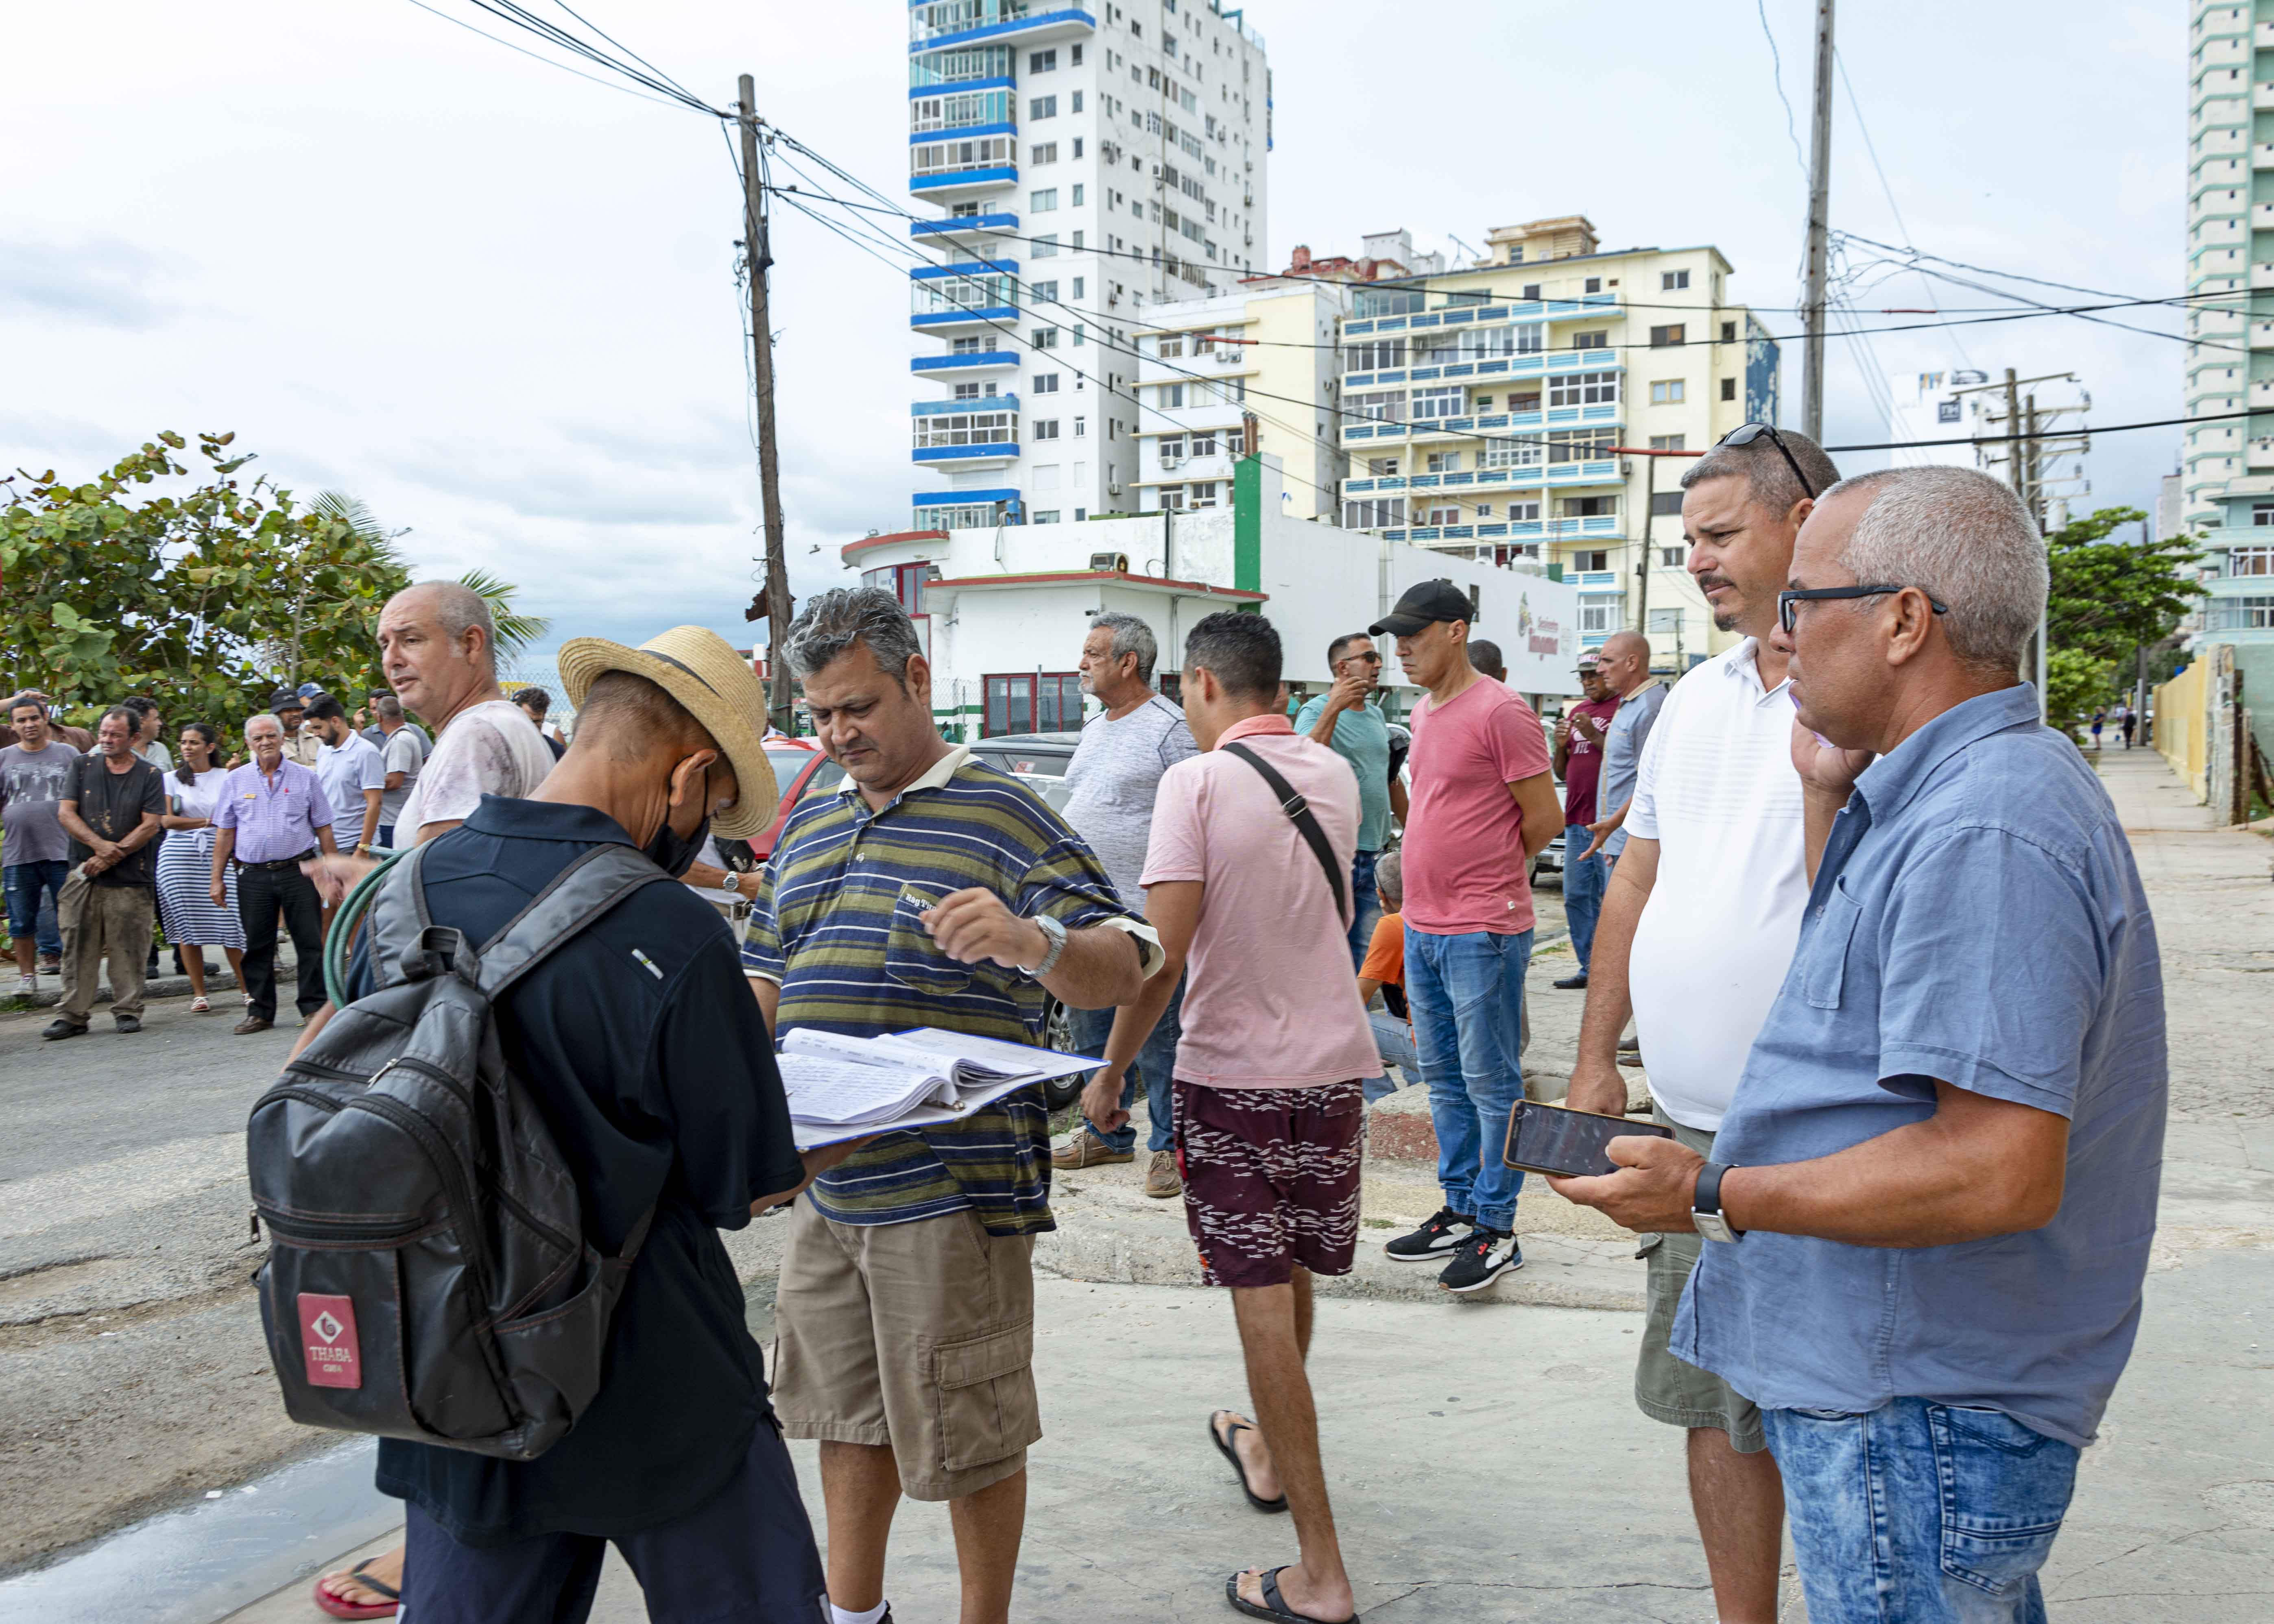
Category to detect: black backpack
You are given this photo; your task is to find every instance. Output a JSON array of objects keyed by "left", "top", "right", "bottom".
[{"left": 246, "top": 841, "right": 666, "bottom": 1460}]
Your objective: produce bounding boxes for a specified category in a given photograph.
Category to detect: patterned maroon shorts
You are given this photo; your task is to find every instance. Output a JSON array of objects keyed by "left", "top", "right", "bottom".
[{"left": 1172, "top": 1080, "right": 1366, "bottom": 1290}]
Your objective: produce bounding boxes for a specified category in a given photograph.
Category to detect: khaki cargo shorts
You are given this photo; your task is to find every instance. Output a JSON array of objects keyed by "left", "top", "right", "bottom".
[
  {"left": 1633, "top": 1109, "right": 1766, "bottom": 1454},
  {"left": 770, "top": 1200, "right": 1040, "bottom": 1502}
]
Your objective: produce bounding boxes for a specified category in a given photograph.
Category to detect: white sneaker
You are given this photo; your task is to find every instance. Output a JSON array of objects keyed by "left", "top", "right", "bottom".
[{"left": 15, "top": 974, "right": 35, "bottom": 996}]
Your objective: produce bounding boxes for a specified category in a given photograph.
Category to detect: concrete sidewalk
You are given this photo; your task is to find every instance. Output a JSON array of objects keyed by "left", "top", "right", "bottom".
[{"left": 92, "top": 748, "right": 2274, "bottom": 1620}]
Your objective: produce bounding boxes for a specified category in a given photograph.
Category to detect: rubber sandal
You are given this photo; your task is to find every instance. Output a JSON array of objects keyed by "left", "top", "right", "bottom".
[
  {"left": 1209, "top": 1410, "right": 1288, "bottom": 1513},
  {"left": 190, "top": 996, "right": 211, "bottom": 1014},
  {"left": 313, "top": 1559, "right": 401, "bottom": 1619},
  {"left": 1225, "top": 1566, "right": 1360, "bottom": 1624}
]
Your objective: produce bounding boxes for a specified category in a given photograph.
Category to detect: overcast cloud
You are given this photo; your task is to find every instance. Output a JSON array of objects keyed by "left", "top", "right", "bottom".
[{"left": 3, "top": 2, "right": 2185, "bottom": 668}]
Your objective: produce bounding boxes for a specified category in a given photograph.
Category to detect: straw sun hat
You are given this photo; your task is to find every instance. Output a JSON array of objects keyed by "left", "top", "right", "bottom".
[{"left": 555, "top": 626, "right": 780, "bottom": 840}]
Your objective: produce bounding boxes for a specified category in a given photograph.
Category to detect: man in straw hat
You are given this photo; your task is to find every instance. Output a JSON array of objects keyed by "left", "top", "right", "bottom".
[
  {"left": 747, "top": 586, "right": 1162, "bottom": 1624},
  {"left": 310, "top": 626, "right": 854, "bottom": 1624}
]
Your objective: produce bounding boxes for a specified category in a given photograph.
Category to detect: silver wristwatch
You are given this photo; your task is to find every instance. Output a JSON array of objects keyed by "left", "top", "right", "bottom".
[
  {"left": 1019, "top": 912, "right": 1068, "bottom": 978},
  {"left": 1693, "top": 1161, "right": 1743, "bottom": 1245},
  {"left": 720, "top": 870, "right": 741, "bottom": 895}
]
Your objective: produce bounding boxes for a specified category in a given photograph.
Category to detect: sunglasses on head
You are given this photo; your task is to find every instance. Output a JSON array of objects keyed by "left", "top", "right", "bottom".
[{"left": 1717, "top": 423, "right": 1817, "bottom": 501}]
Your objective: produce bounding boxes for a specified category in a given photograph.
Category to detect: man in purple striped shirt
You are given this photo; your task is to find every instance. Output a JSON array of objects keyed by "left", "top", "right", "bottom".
[{"left": 211, "top": 713, "right": 337, "bottom": 1034}]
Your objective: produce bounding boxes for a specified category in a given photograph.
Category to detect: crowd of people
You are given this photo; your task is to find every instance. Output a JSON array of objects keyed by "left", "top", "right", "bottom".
[{"left": 8, "top": 427, "right": 2170, "bottom": 1624}]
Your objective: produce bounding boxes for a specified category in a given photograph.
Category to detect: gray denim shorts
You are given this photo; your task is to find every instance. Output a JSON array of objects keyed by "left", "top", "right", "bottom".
[{"left": 1632, "top": 1109, "right": 1765, "bottom": 1453}]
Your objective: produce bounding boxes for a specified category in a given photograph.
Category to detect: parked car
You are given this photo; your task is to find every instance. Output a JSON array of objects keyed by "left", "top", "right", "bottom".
[
  {"left": 752, "top": 740, "right": 848, "bottom": 859},
  {"left": 971, "top": 730, "right": 1082, "bottom": 813}
]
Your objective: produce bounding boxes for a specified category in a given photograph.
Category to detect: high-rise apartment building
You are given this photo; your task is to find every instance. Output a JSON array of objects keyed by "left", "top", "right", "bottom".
[
  {"left": 906, "top": 0, "right": 1271, "bottom": 532},
  {"left": 2183, "top": 2, "right": 2274, "bottom": 645},
  {"left": 1331, "top": 216, "right": 1778, "bottom": 669}
]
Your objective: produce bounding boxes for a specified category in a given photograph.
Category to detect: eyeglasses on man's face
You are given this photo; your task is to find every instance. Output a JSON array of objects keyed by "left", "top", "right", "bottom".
[
  {"left": 1717, "top": 422, "right": 1817, "bottom": 501},
  {"left": 1777, "top": 584, "right": 1951, "bottom": 635}
]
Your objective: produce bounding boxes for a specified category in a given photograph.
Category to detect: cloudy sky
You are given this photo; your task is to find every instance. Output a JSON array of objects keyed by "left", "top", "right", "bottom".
[{"left": 6, "top": 2, "right": 2185, "bottom": 666}]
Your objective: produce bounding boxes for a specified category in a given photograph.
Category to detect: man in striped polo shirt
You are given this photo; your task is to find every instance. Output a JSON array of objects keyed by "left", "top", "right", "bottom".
[{"left": 746, "top": 588, "right": 1160, "bottom": 1624}]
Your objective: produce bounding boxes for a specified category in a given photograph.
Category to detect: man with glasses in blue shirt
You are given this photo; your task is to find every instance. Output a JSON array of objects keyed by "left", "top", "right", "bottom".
[{"left": 1557, "top": 464, "right": 2165, "bottom": 1624}]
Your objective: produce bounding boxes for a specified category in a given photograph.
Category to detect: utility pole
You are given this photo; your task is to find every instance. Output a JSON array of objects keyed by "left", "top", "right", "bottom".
[
  {"left": 1633, "top": 452, "right": 1656, "bottom": 640},
  {"left": 738, "top": 74, "right": 794, "bottom": 735},
  {"left": 1998, "top": 367, "right": 2049, "bottom": 720},
  {"left": 1799, "top": 0, "right": 1836, "bottom": 442}
]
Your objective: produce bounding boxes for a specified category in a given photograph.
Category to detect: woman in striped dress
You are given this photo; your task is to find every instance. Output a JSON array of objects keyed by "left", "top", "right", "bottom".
[{"left": 158, "top": 723, "right": 247, "bottom": 1014}]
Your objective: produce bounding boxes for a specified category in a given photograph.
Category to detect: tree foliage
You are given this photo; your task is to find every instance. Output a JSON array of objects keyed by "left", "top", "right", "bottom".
[
  {"left": 2, "top": 433, "right": 411, "bottom": 724},
  {"left": 2045, "top": 506, "right": 2204, "bottom": 669}
]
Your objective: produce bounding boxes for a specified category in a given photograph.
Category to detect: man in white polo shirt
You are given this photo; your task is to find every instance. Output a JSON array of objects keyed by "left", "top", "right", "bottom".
[{"left": 1566, "top": 422, "right": 1840, "bottom": 1624}]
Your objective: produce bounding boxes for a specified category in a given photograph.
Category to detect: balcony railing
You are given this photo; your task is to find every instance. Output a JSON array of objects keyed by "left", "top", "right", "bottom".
[{"left": 909, "top": 1, "right": 1096, "bottom": 51}]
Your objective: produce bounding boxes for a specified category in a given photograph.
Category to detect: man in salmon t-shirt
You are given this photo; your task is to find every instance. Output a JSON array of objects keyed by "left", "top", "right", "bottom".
[{"left": 1371, "top": 580, "right": 1561, "bottom": 1294}]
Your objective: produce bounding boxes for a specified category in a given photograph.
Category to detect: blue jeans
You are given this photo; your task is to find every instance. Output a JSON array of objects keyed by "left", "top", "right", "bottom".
[
  {"left": 1763, "top": 1399, "right": 2080, "bottom": 1624},
  {"left": 1560, "top": 823, "right": 1606, "bottom": 971},
  {"left": 1404, "top": 926, "right": 1533, "bottom": 1231},
  {"left": 5, "top": 859, "right": 69, "bottom": 959},
  {"left": 1344, "top": 849, "right": 1381, "bottom": 972},
  {"left": 1066, "top": 970, "right": 1186, "bottom": 1153},
  {"left": 1362, "top": 1009, "right": 1419, "bottom": 1104}
]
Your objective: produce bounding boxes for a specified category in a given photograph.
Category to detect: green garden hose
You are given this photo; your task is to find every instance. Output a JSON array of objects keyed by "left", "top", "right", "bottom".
[{"left": 322, "top": 846, "right": 415, "bottom": 1007}]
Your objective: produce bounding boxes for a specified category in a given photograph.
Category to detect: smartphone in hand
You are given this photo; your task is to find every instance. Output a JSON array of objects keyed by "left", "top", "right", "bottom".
[{"left": 1503, "top": 1100, "right": 1674, "bottom": 1178}]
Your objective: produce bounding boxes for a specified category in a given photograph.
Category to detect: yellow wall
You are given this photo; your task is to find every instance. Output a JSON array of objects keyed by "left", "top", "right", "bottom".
[{"left": 2155, "top": 660, "right": 2209, "bottom": 799}]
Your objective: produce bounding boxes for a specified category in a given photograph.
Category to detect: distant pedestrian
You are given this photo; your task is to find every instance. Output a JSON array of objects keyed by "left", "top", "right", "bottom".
[
  {"left": 1085, "top": 609, "right": 1374, "bottom": 1624},
  {"left": 1468, "top": 638, "right": 1507, "bottom": 684},
  {"left": 2119, "top": 702, "right": 2138, "bottom": 749},
  {"left": 122, "top": 695, "right": 172, "bottom": 771},
  {"left": 1579, "top": 630, "right": 1665, "bottom": 865},
  {"left": 515, "top": 686, "right": 569, "bottom": 760},
  {"left": 1054, "top": 610, "right": 1200, "bottom": 1197},
  {"left": 1294, "top": 631, "right": 1407, "bottom": 970},
  {"left": 270, "top": 689, "right": 322, "bottom": 768},
  {"left": 46, "top": 708, "right": 165, "bottom": 1039},
  {"left": 157, "top": 722, "right": 247, "bottom": 1014},
  {"left": 1357, "top": 849, "right": 1418, "bottom": 1102},
  {"left": 1551, "top": 654, "right": 1618, "bottom": 990},
  {"left": 358, "top": 690, "right": 432, "bottom": 757},
  {"left": 1560, "top": 464, "right": 2167, "bottom": 1624},
  {"left": 307, "top": 695, "right": 387, "bottom": 856},
  {"left": 371, "top": 695, "right": 426, "bottom": 848},
  {"left": 2090, "top": 707, "right": 2106, "bottom": 750},
  {"left": 3, "top": 693, "right": 81, "bottom": 994},
  {"left": 1373, "top": 579, "right": 1560, "bottom": 1293},
  {"left": 210, "top": 714, "right": 337, "bottom": 1035}
]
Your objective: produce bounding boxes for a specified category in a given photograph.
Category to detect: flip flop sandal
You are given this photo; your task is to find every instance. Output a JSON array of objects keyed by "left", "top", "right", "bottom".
[
  {"left": 1208, "top": 1410, "right": 1288, "bottom": 1513},
  {"left": 313, "top": 1559, "right": 401, "bottom": 1619},
  {"left": 1225, "top": 1566, "right": 1360, "bottom": 1624},
  {"left": 190, "top": 996, "right": 211, "bottom": 1014}
]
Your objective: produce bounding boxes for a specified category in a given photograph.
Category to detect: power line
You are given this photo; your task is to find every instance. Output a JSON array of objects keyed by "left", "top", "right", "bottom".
[
  {"left": 1824, "top": 406, "right": 2256, "bottom": 455},
  {"left": 395, "top": 0, "right": 693, "bottom": 111},
  {"left": 1757, "top": 0, "right": 1809, "bottom": 180},
  {"left": 1833, "top": 47, "right": 1972, "bottom": 369}
]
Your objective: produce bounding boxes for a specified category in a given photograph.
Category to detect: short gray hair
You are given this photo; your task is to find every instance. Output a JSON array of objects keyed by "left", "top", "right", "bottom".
[
  {"left": 374, "top": 695, "right": 404, "bottom": 720},
  {"left": 783, "top": 586, "right": 922, "bottom": 683},
  {"left": 1820, "top": 466, "right": 2047, "bottom": 671},
  {"left": 245, "top": 713, "right": 285, "bottom": 740},
  {"left": 1375, "top": 849, "right": 1402, "bottom": 905},
  {"left": 1680, "top": 427, "right": 1840, "bottom": 521},
  {"left": 1089, "top": 611, "right": 1159, "bottom": 685},
  {"left": 392, "top": 581, "right": 498, "bottom": 671}
]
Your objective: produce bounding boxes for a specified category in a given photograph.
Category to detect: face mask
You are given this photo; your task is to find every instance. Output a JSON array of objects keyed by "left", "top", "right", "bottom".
[{"left": 642, "top": 760, "right": 712, "bottom": 877}]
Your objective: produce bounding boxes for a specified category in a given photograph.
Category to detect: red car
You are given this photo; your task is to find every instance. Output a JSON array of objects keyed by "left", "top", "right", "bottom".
[{"left": 751, "top": 739, "right": 848, "bottom": 859}]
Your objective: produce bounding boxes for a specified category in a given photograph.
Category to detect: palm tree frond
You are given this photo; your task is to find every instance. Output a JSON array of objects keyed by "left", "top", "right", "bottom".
[{"left": 458, "top": 567, "right": 551, "bottom": 656}]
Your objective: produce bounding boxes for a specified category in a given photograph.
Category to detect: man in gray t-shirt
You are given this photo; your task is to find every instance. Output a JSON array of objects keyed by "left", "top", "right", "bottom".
[
  {"left": 1583, "top": 629, "right": 1667, "bottom": 863},
  {"left": 3, "top": 695, "right": 83, "bottom": 987},
  {"left": 372, "top": 698, "right": 427, "bottom": 845},
  {"left": 1053, "top": 613, "right": 1198, "bottom": 1193}
]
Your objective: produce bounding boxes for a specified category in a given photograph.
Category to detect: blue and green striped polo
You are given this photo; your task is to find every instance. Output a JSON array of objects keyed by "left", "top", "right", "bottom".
[{"left": 743, "top": 745, "right": 1149, "bottom": 1236}]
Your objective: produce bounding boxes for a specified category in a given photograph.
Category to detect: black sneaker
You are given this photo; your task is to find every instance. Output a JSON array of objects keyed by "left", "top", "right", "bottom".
[
  {"left": 1383, "top": 1207, "right": 1476, "bottom": 1262},
  {"left": 41, "top": 1018, "right": 89, "bottom": 1041},
  {"left": 1552, "top": 971, "right": 1588, "bottom": 990},
  {"left": 1438, "top": 1228, "right": 1523, "bottom": 1293},
  {"left": 114, "top": 1014, "right": 142, "bottom": 1034}
]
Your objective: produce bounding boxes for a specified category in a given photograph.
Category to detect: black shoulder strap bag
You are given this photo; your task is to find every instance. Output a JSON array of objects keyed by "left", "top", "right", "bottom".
[{"left": 1220, "top": 742, "right": 1349, "bottom": 930}]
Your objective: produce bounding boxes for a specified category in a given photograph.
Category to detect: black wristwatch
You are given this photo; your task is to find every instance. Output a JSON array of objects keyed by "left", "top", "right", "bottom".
[{"left": 1693, "top": 1161, "right": 1743, "bottom": 1245}]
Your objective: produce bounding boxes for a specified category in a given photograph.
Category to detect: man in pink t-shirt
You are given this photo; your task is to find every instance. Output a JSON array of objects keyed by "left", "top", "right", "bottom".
[
  {"left": 1371, "top": 580, "right": 1560, "bottom": 1294},
  {"left": 1084, "top": 610, "right": 1375, "bottom": 1624}
]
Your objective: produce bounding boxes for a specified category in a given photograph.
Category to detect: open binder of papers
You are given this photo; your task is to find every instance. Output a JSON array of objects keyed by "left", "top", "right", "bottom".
[{"left": 776, "top": 1027, "right": 1100, "bottom": 1150}]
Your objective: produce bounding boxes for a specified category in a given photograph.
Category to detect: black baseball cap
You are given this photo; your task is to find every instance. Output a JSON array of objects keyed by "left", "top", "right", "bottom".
[
  {"left": 1369, "top": 578, "right": 1475, "bottom": 638},
  {"left": 268, "top": 688, "right": 305, "bottom": 711}
]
